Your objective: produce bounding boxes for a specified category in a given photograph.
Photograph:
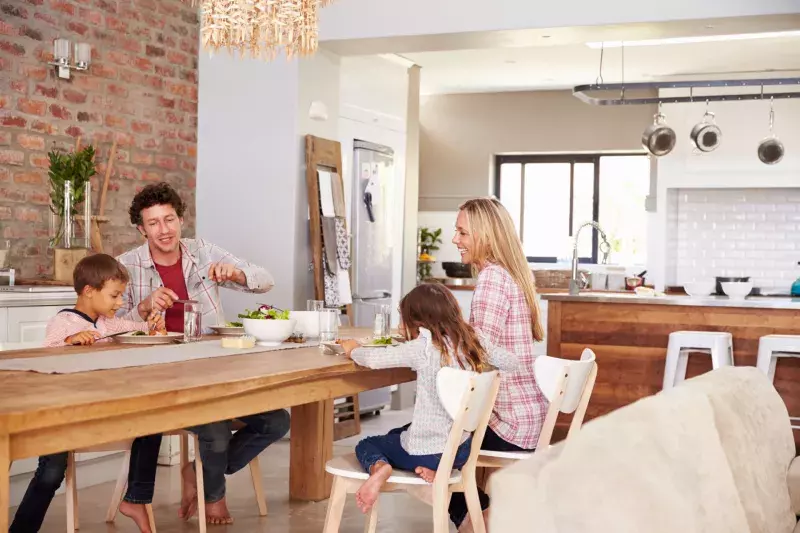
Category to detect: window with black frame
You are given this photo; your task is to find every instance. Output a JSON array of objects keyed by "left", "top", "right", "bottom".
[{"left": 494, "top": 153, "right": 650, "bottom": 265}]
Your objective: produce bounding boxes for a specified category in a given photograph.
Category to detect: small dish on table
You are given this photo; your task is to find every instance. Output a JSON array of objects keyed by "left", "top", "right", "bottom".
[{"left": 209, "top": 323, "right": 245, "bottom": 336}]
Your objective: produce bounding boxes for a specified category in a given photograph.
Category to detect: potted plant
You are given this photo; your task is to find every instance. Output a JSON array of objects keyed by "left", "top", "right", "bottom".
[
  {"left": 417, "top": 227, "right": 442, "bottom": 281},
  {"left": 48, "top": 145, "right": 95, "bottom": 249}
]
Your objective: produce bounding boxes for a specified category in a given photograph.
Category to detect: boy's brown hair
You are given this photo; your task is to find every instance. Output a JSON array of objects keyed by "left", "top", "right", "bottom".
[{"left": 73, "top": 253, "right": 130, "bottom": 295}]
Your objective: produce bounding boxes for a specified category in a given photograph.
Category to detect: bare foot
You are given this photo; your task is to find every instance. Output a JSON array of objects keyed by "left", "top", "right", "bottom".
[
  {"left": 459, "top": 514, "right": 475, "bottom": 533},
  {"left": 414, "top": 466, "right": 436, "bottom": 483},
  {"left": 118, "top": 501, "right": 153, "bottom": 533},
  {"left": 206, "top": 498, "right": 234, "bottom": 525},
  {"left": 355, "top": 462, "right": 392, "bottom": 514},
  {"left": 459, "top": 508, "right": 490, "bottom": 533},
  {"left": 178, "top": 463, "right": 198, "bottom": 521}
]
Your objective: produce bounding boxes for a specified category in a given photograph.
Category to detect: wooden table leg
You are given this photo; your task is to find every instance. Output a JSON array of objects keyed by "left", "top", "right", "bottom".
[
  {"left": 290, "top": 400, "right": 334, "bottom": 501},
  {"left": 1, "top": 434, "right": 9, "bottom": 531}
]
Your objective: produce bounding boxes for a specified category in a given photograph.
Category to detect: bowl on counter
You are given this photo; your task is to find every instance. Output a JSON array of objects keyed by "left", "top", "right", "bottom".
[
  {"left": 442, "top": 262, "right": 472, "bottom": 279},
  {"left": 715, "top": 276, "right": 750, "bottom": 295},
  {"left": 625, "top": 277, "right": 644, "bottom": 290},
  {"left": 243, "top": 318, "right": 296, "bottom": 346},
  {"left": 721, "top": 281, "right": 754, "bottom": 301},
  {"left": 684, "top": 281, "right": 715, "bottom": 298}
]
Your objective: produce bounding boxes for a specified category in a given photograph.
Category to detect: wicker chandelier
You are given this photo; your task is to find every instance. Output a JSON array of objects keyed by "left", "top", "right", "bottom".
[{"left": 186, "top": 0, "right": 335, "bottom": 59}]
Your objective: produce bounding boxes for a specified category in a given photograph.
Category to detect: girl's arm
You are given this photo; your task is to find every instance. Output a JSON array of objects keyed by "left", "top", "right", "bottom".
[
  {"left": 471, "top": 267, "right": 511, "bottom": 343},
  {"left": 480, "top": 334, "right": 519, "bottom": 373},
  {"left": 350, "top": 336, "right": 428, "bottom": 371}
]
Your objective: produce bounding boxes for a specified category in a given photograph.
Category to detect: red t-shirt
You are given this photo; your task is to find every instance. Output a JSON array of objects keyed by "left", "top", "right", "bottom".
[{"left": 154, "top": 259, "right": 189, "bottom": 333}]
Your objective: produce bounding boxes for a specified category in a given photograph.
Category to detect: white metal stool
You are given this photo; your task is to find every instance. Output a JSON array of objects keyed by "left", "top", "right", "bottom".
[
  {"left": 663, "top": 331, "right": 734, "bottom": 390},
  {"left": 756, "top": 334, "right": 800, "bottom": 429}
]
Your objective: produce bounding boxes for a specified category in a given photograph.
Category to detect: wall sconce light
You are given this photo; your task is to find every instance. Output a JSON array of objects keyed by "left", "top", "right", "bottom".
[{"left": 49, "top": 38, "right": 91, "bottom": 79}]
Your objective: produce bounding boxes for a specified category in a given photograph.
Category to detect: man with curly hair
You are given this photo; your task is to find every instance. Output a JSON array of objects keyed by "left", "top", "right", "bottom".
[{"left": 115, "top": 182, "right": 290, "bottom": 527}]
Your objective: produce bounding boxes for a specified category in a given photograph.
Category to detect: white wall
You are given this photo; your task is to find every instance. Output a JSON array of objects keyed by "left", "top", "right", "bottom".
[
  {"left": 295, "top": 51, "right": 342, "bottom": 309},
  {"left": 650, "top": 93, "right": 800, "bottom": 290},
  {"left": 320, "top": 0, "right": 797, "bottom": 41},
  {"left": 197, "top": 53, "right": 301, "bottom": 314},
  {"left": 666, "top": 188, "right": 800, "bottom": 292},
  {"left": 339, "top": 56, "right": 409, "bottom": 325}
]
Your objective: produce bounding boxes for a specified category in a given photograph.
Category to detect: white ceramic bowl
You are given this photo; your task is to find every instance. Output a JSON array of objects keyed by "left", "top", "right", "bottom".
[
  {"left": 684, "top": 281, "right": 715, "bottom": 298},
  {"left": 721, "top": 281, "right": 753, "bottom": 300},
  {"left": 243, "top": 318, "right": 296, "bottom": 346},
  {"left": 289, "top": 311, "right": 320, "bottom": 338}
]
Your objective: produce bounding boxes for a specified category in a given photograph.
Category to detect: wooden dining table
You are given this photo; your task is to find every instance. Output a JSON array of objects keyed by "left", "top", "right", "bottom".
[{"left": 0, "top": 330, "right": 416, "bottom": 529}]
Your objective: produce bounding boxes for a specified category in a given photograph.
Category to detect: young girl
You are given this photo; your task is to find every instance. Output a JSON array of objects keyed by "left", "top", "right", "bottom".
[{"left": 340, "top": 283, "right": 517, "bottom": 515}]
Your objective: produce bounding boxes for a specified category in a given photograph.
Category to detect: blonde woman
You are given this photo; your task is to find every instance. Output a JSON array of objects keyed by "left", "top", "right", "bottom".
[{"left": 447, "top": 197, "right": 547, "bottom": 532}]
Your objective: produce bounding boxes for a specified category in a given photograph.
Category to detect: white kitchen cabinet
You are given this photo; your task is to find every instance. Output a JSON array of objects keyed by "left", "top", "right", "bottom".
[{"left": 7, "top": 306, "right": 63, "bottom": 342}]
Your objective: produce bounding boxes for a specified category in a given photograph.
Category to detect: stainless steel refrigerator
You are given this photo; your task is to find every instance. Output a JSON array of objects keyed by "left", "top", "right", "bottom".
[{"left": 351, "top": 140, "right": 394, "bottom": 414}]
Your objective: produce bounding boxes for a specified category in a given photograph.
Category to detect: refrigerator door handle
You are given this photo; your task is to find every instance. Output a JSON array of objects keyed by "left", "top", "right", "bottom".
[{"left": 354, "top": 291, "right": 391, "bottom": 300}]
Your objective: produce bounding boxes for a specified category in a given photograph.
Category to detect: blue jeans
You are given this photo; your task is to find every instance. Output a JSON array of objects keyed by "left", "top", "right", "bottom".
[
  {"left": 448, "top": 427, "right": 536, "bottom": 527},
  {"left": 188, "top": 409, "right": 290, "bottom": 503},
  {"left": 355, "top": 424, "right": 472, "bottom": 474},
  {"left": 10, "top": 435, "right": 162, "bottom": 533}
]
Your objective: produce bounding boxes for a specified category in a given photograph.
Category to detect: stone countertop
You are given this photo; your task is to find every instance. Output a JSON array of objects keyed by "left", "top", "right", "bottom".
[{"left": 541, "top": 292, "right": 800, "bottom": 310}]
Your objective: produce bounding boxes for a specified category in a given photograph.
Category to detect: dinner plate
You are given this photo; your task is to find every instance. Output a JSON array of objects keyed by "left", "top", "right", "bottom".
[
  {"left": 209, "top": 325, "right": 245, "bottom": 336},
  {"left": 363, "top": 339, "right": 400, "bottom": 347},
  {"left": 115, "top": 332, "right": 183, "bottom": 345}
]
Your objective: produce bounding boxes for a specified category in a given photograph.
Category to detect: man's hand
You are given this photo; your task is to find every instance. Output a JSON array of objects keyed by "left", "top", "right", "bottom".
[
  {"left": 208, "top": 263, "right": 246, "bottom": 285},
  {"left": 147, "top": 311, "right": 166, "bottom": 333},
  {"left": 138, "top": 287, "right": 180, "bottom": 320},
  {"left": 339, "top": 339, "right": 362, "bottom": 359},
  {"left": 67, "top": 330, "right": 100, "bottom": 346}
]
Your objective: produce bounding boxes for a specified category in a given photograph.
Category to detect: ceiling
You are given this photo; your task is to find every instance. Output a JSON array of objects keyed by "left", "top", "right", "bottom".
[
  {"left": 322, "top": 14, "right": 800, "bottom": 95},
  {"left": 406, "top": 34, "right": 800, "bottom": 95}
]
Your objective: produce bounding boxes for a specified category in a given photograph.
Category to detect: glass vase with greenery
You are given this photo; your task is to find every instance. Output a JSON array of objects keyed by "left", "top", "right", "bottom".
[{"left": 48, "top": 146, "right": 95, "bottom": 249}]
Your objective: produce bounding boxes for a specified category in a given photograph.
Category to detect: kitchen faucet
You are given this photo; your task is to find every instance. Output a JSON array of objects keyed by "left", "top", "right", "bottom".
[{"left": 569, "top": 221, "right": 611, "bottom": 296}]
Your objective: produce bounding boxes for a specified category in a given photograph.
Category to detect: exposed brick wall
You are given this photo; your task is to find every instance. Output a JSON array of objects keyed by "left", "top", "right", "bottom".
[{"left": 0, "top": 0, "right": 198, "bottom": 278}]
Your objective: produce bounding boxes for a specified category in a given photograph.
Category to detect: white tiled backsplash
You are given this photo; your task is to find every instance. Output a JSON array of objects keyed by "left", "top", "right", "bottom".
[{"left": 666, "top": 188, "right": 800, "bottom": 292}]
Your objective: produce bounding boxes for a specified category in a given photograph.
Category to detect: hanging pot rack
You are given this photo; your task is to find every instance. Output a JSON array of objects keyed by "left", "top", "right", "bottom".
[{"left": 573, "top": 77, "right": 800, "bottom": 106}]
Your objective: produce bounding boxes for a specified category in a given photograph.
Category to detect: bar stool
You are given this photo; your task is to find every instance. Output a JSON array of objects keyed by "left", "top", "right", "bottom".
[
  {"left": 663, "top": 331, "right": 734, "bottom": 390},
  {"left": 756, "top": 334, "right": 800, "bottom": 429}
]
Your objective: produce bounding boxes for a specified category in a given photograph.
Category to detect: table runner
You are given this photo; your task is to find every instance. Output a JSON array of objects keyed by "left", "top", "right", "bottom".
[{"left": 0, "top": 340, "right": 320, "bottom": 374}]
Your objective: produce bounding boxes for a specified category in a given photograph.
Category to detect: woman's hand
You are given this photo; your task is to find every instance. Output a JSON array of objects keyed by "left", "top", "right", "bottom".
[
  {"left": 339, "top": 339, "right": 362, "bottom": 359},
  {"left": 67, "top": 330, "right": 100, "bottom": 346}
]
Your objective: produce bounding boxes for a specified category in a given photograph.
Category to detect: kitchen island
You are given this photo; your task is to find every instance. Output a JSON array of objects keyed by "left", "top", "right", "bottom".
[{"left": 543, "top": 292, "right": 800, "bottom": 447}]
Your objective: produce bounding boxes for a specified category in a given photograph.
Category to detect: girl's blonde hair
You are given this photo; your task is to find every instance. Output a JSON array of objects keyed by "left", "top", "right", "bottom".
[
  {"left": 400, "top": 284, "right": 488, "bottom": 372},
  {"left": 459, "top": 197, "right": 544, "bottom": 342}
]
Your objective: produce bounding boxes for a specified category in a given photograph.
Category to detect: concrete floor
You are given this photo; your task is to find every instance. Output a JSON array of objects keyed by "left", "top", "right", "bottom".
[{"left": 15, "top": 409, "right": 454, "bottom": 532}]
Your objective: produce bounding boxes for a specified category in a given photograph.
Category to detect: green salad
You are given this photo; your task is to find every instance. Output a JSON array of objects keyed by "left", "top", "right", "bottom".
[
  {"left": 238, "top": 305, "right": 290, "bottom": 321},
  {"left": 371, "top": 336, "right": 393, "bottom": 345},
  {"left": 226, "top": 321, "right": 243, "bottom": 327},
  {"left": 131, "top": 331, "right": 147, "bottom": 336}
]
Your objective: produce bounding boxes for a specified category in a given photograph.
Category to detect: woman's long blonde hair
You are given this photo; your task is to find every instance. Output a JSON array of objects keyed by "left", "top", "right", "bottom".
[{"left": 459, "top": 197, "right": 544, "bottom": 342}]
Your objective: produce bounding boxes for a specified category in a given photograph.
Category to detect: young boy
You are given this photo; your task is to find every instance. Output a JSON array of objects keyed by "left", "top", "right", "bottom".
[{"left": 10, "top": 254, "right": 164, "bottom": 533}]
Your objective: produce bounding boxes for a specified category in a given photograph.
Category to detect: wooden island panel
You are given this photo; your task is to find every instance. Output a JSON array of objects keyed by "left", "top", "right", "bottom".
[{"left": 546, "top": 299, "right": 800, "bottom": 446}]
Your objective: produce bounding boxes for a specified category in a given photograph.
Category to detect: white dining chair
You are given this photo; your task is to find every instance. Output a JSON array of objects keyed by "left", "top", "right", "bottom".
[
  {"left": 477, "top": 348, "right": 598, "bottom": 469},
  {"left": 322, "top": 368, "right": 501, "bottom": 533}
]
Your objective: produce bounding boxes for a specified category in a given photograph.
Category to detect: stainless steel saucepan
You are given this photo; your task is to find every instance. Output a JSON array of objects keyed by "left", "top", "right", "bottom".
[{"left": 642, "top": 111, "right": 676, "bottom": 157}]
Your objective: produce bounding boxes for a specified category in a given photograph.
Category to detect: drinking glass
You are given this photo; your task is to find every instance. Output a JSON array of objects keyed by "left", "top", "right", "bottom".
[
  {"left": 307, "top": 300, "right": 324, "bottom": 312},
  {"left": 183, "top": 300, "right": 202, "bottom": 342},
  {"left": 374, "top": 304, "right": 391, "bottom": 338},
  {"left": 319, "top": 308, "right": 339, "bottom": 343}
]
